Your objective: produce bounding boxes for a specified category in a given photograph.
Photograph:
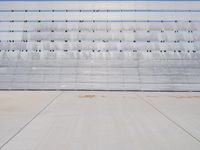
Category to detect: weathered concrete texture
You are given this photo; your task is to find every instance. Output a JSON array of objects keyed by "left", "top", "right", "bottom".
[
  {"left": 1, "top": 1, "right": 200, "bottom": 91},
  {"left": 0, "top": 91, "right": 61, "bottom": 148},
  {"left": 0, "top": 91, "right": 200, "bottom": 150}
]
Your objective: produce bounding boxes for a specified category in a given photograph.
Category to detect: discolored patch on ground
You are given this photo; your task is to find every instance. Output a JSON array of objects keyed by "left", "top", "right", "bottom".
[
  {"left": 146, "top": 95, "right": 200, "bottom": 100},
  {"left": 79, "top": 95, "right": 96, "bottom": 99},
  {"left": 170, "top": 96, "right": 200, "bottom": 99}
]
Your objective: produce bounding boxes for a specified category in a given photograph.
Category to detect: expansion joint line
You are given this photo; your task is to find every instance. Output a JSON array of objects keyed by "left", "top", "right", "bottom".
[
  {"left": 0, "top": 91, "right": 64, "bottom": 149},
  {"left": 136, "top": 93, "right": 200, "bottom": 144}
]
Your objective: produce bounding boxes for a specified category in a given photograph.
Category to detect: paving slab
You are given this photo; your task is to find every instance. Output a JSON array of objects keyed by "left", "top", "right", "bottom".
[
  {"left": 139, "top": 92, "right": 200, "bottom": 141},
  {"left": 0, "top": 91, "right": 200, "bottom": 150},
  {"left": 0, "top": 91, "right": 61, "bottom": 148}
]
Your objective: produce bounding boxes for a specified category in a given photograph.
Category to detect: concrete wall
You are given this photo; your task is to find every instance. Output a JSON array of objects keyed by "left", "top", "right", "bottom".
[{"left": 0, "top": 1, "right": 200, "bottom": 91}]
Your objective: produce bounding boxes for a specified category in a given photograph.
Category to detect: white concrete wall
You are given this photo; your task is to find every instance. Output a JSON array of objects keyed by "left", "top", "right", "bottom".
[{"left": 0, "top": 1, "right": 200, "bottom": 90}]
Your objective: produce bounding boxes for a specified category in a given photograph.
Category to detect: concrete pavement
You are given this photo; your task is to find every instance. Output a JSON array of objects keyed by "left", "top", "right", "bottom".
[{"left": 0, "top": 91, "right": 200, "bottom": 150}]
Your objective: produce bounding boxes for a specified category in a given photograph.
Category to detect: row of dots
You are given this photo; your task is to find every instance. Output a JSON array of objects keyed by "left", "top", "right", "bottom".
[
  {"left": 0, "top": 20, "right": 198, "bottom": 23},
  {"left": 1, "top": 9, "right": 200, "bottom": 13},
  {"left": 0, "top": 50, "right": 197, "bottom": 53},
  {"left": 0, "top": 40, "right": 198, "bottom": 43},
  {"left": 0, "top": 30, "right": 196, "bottom": 33}
]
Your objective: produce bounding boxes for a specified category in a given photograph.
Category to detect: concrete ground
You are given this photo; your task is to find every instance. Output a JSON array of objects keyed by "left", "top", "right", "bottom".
[{"left": 0, "top": 91, "right": 200, "bottom": 150}]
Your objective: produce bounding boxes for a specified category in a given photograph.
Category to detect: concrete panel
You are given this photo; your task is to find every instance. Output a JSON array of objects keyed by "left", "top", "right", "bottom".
[
  {"left": 0, "top": 91, "right": 200, "bottom": 150},
  {"left": 0, "top": 1, "right": 200, "bottom": 90}
]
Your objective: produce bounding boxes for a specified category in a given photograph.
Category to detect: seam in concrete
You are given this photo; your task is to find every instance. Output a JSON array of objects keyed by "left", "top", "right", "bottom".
[
  {"left": 0, "top": 91, "right": 64, "bottom": 149},
  {"left": 136, "top": 93, "right": 200, "bottom": 144},
  {"left": 0, "top": 89, "right": 200, "bottom": 92}
]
